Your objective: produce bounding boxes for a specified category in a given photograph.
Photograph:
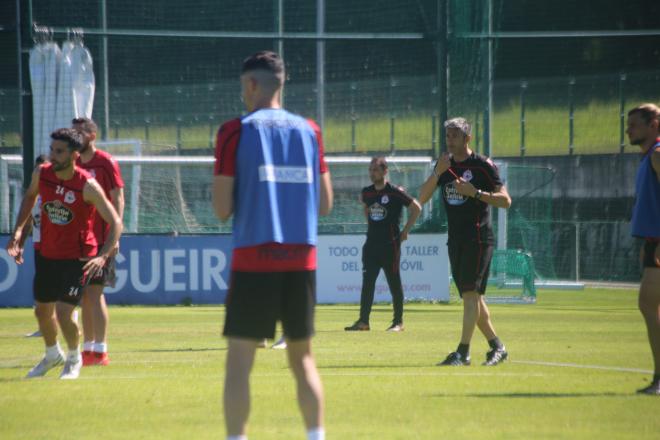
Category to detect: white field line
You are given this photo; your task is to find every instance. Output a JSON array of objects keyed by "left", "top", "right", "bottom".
[{"left": 511, "top": 359, "right": 652, "bottom": 374}]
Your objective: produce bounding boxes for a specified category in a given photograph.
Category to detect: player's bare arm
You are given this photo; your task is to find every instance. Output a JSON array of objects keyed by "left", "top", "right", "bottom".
[
  {"left": 6, "top": 168, "right": 40, "bottom": 261},
  {"left": 319, "top": 171, "right": 333, "bottom": 216},
  {"left": 212, "top": 174, "right": 234, "bottom": 221},
  {"left": 109, "top": 186, "right": 125, "bottom": 254},
  {"left": 12, "top": 217, "right": 34, "bottom": 265},
  {"left": 400, "top": 198, "right": 422, "bottom": 242},
  {"left": 418, "top": 154, "right": 450, "bottom": 205},
  {"left": 82, "top": 178, "right": 122, "bottom": 276}
]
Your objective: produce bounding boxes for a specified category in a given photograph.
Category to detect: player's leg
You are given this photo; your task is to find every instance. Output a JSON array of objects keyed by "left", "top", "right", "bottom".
[
  {"left": 27, "top": 255, "right": 65, "bottom": 378},
  {"left": 476, "top": 296, "right": 496, "bottom": 340},
  {"left": 224, "top": 337, "right": 259, "bottom": 436},
  {"left": 477, "top": 296, "right": 508, "bottom": 365},
  {"left": 459, "top": 291, "right": 480, "bottom": 346},
  {"left": 81, "top": 288, "right": 95, "bottom": 363},
  {"left": 282, "top": 271, "right": 324, "bottom": 439},
  {"left": 473, "top": 247, "right": 507, "bottom": 365},
  {"left": 222, "top": 271, "right": 280, "bottom": 434},
  {"left": 438, "top": 241, "right": 475, "bottom": 366},
  {"left": 83, "top": 284, "right": 110, "bottom": 365},
  {"left": 345, "top": 245, "right": 378, "bottom": 330},
  {"left": 54, "top": 260, "right": 85, "bottom": 379},
  {"left": 34, "top": 301, "right": 58, "bottom": 346},
  {"left": 382, "top": 244, "right": 404, "bottom": 331},
  {"left": 287, "top": 339, "right": 324, "bottom": 434},
  {"left": 637, "top": 242, "right": 660, "bottom": 395}
]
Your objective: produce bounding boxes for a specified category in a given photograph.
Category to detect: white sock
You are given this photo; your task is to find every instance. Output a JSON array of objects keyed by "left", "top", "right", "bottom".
[
  {"left": 72, "top": 310, "right": 79, "bottom": 323},
  {"left": 226, "top": 436, "right": 247, "bottom": 440},
  {"left": 83, "top": 341, "right": 95, "bottom": 352},
  {"left": 94, "top": 342, "right": 107, "bottom": 353},
  {"left": 45, "top": 342, "right": 62, "bottom": 359},
  {"left": 307, "top": 428, "right": 325, "bottom": 440},
  {"left": 67, "top": 348, "right": 81, "bottom": 362}
]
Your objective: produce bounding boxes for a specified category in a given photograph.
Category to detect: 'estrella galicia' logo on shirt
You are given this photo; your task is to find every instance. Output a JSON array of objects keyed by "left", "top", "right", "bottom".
[
  {"left": 64, "top": 190, "right": 76, "bottom": 204},
  {"left": 43, "top": 200, "right": 74, "bottom": 225},
  {"left": 443, "top": 182, "right": 468, "bottom": 206},
  {"left": 462, "top": 170, "right": 473, "bottom": 181},
  {"left": 258, "top": 165, "right": 313, "bottom": 184},
  {"left": 381, "top": 195, "right": 389, "bottom": 204},
  {"left": 369, "top": 203, "right": 387, "bottom": 221}
]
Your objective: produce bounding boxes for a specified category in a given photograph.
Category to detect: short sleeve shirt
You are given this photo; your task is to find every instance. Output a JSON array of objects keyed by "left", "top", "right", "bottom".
[
  {"left": 76, "top": 149, "right": 124, "bottom": 246},
  {"left": 436, "top": 152, "right": 503, "bottom": 244},
  {"left": 361, "top": 183, "right": 413, "bottom": 246}
]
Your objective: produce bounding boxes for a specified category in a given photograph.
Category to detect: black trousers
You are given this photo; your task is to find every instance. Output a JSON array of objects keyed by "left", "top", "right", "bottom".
[{"left": 359, "top": 241, "right": 404, "bottom": 325}]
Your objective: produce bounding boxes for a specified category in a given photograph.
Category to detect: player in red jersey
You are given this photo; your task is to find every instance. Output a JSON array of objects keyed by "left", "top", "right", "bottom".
[
  {"left": 73, "top": 117, "right": 125, "bottom": 366},
  {"left": 6, "top": 128, "right": 122, "bottom": 379}
]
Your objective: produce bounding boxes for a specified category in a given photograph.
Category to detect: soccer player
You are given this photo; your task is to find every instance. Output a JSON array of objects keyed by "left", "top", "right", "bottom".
[
  {"left": 212, "top": 51, "right": 333, "bottom": 440},
  {"left": 419, "top": 117, "right": 511, "bottom": 366},
  {"left": 627, "top": 103, "right": 660, "bottom": 395},
  {"left": 73, "top": 117, "right": 125, "bottom": 367},
  {"left": 345, "top": 157, "right": 421, "bottom": 332},
  {"left": 6, "top": 128, "right": 122, "bottom": 379}
]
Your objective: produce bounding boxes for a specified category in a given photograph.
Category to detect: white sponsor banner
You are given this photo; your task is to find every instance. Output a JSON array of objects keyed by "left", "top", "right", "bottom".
[{"left": 316, "top": 234, "right": 449, "bottom": 303}]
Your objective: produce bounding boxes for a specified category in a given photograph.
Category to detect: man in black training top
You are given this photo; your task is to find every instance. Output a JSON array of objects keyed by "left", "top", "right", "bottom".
[
  {"left": 345, "top": 157, "right": 421, "bottom": 332},
  {"left": 419, "top": 117, "right": 512, "bottom": 366}
]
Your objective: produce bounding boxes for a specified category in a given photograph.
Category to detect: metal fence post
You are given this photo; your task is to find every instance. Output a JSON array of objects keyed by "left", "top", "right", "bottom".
[
  {"left": 389, "top": 77, "right": 397, "bottom": 154},
  {"left": 431, "top": 111, "right": 437, "bottom": 156},
  {"left": 520, "top": 80, "right": 527, "bottom": 157},
  {"left": 575, "top": 221, "right": 580, "bottom": 281},
  {"left": 175, "top": 86, "right": 183, "bottom": 153},
  {"left": 568, "top": 77, "right": 575, "bottom": 155},
  {"left": 619, "top": 72, "right": 626, "bottom": 154},
  {"left": 350, "top": 82, "right": 357, "bottom": 152},
  {"left": 143, "top": 89, "right": 150, "bottom": 143}
]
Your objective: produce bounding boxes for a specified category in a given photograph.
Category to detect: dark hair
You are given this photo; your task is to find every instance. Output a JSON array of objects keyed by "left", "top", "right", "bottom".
[
  {"left": 370, "top": 156, "right": 388, "bottom": 170},
  {"left": 241, "top": 51, "right": 284, "bottom": 78},
  {"left": 72, "top": 117, "right": 98, "bottom": 134},
  {"left": 628, "top": 103, "right": 660, "bottom": 126},
  {"left": 34, "top": 154, "right": 48, "bottom": 166},
  {"left": 50, "top": 128, "right": 84, "bottom": 152}
]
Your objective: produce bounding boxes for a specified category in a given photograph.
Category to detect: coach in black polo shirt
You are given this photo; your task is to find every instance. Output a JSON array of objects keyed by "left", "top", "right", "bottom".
[
  {"left": 419, "top": 117, "right": 512, "bottom": 366},
  {"left": 345, "top": 157, "right": 421, "bottom": 332}
]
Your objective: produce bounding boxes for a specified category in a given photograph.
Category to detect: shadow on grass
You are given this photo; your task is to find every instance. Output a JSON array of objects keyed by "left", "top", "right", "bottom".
[
  {"left": 127, "top": 347, "right": 226, "bottom": 353},
  {"left": 433, "top": 391, "right": 627, "bottom": 398},
  {"left": 319, "top": 364, "right": 419, "bottom": 369}
]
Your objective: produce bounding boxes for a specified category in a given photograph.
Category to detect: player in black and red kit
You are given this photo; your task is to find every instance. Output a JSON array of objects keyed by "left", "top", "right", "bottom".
[
  {"left": 420, "top": 118, "right": 512, "bottom": 366},
  {"left": 345, "top": 157, "right": 421, "bottom": 332},
  {"left": 6, "top": 128, "right": 122, "bottom": 380}
]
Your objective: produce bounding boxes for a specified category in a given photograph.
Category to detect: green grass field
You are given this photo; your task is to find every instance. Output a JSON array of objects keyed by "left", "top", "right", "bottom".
[{"left": 1, "top": 288, "right": 659, "bottom": 439}]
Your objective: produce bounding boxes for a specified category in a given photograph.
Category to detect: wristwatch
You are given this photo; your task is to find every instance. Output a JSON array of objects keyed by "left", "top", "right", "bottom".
[{"left": 474, "top": 189, "right": 483, "bottom": 200}]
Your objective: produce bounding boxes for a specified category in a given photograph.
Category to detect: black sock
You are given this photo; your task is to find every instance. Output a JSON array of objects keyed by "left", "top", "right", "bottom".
[
  {"left": 654, "top": 373, "right": 660, "bottom": 384},
  {"left": 457, "top": 343, "right": 470, "bottom": 358},
  {"left": 488, "top": 337, "right": 503, "bottom": 350}
]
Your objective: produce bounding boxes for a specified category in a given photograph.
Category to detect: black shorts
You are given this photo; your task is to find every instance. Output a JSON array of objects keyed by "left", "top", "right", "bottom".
[
  {"left": 643, "top": 240, "right": 660, "bottom": 268},
  {"left": 88, "top": 255, "right": 117, "bottom": 288},
  {"left": 223, "top": 270, "right": 316, "bottom": 341},
  {"left": 363, "top": 242, "right": 401, "bottom": 274},
  {"left": 448, "top": 240, "right": 494, "bottom": 296},
  {"left": 33, "top": 253, "right": 85, "bottom": 305}
]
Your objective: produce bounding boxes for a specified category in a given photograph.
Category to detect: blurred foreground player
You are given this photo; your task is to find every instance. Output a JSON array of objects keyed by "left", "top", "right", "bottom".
[
  {"left": 212, "top": 51, "right": 333, "bottom": 439},
  {"left": 627, "top": 103, "right": 660, "bottom": 395}
]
